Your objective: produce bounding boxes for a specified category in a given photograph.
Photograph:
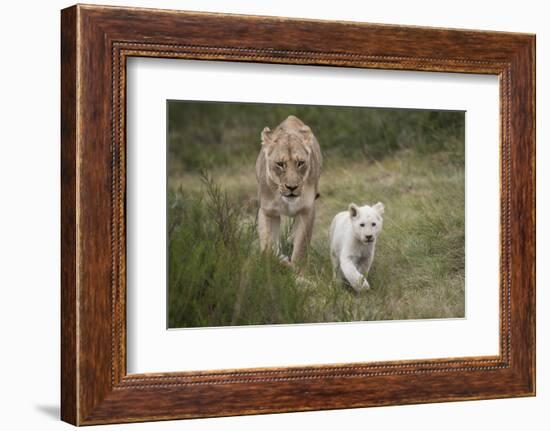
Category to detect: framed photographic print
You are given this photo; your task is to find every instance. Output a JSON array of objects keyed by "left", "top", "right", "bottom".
[{"left": 61, "top": 4, "right": 535, "bottom": 425}]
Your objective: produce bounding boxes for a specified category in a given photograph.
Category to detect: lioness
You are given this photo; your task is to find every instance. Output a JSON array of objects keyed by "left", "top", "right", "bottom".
[{"left": 255, "top": 115, "right": 322, "bottom": 265}]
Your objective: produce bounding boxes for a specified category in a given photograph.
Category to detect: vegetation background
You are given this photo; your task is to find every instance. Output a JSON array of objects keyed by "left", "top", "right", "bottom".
[{"left": 167, "top": 101, "right": 465, "bottom": 328}]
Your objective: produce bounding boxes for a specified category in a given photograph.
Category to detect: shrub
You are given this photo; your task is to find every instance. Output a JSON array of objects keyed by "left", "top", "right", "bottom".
[{"left": 168, "top": 173, "right": 312, "bottom": 327}]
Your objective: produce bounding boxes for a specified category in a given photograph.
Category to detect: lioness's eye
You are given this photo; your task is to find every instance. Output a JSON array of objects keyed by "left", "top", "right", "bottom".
[
  {"left": 372, "top": 222, "right": 377, "bottom": 227},
  {"left": 297, "top": 160, "right": 305, "bottom": 168},
  {"left": 359, "top": 223, "right": 365, "bottom": 227},
  {"left": 276, "top": 162, "right": 285, "bottom": 169}
]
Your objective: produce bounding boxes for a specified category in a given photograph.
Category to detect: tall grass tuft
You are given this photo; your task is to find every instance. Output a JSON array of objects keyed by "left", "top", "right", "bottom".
[{"left": 168, "top": 174, "right": 312, "bottom": 328}]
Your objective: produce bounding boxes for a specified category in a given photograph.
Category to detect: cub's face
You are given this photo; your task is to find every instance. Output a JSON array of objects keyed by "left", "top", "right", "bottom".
[
  {"left": 262, "top": 127, "right": 312, "bottom": 200},
  {"left": 349, "top": 202, "right": 385, "bottom": 244}
]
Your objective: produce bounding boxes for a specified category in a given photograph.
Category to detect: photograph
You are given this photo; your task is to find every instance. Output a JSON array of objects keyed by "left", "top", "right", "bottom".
[{"left": 167, "top": 101, "right": 466, "bottom": 328}]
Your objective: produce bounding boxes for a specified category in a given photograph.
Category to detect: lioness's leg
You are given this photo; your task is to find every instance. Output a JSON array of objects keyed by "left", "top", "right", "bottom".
[
  {"left": 290, "top": 207, "right": 315, "bottom": 264},
  {"left": 270, "top": 215, "right": 281, "bottom": 257},
  {"left": 258, "top": 208, "right": 280, "bottom": 253}
]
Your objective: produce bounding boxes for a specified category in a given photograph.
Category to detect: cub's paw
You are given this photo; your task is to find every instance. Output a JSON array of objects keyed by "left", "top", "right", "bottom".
[
  {"left": 361, "top": 279, "right": 371, "bottom": 290},
  {"left": 350, "top": 278, "right": 370, "bottom": 293}
]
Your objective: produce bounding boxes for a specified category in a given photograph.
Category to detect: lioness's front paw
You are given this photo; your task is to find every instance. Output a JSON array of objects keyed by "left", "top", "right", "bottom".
[
  {"left": 278, "top": 254, "right": 291, "bottom": 267},
  {"left": 361, "top": 279, "right": 371, "bottom": 290}
]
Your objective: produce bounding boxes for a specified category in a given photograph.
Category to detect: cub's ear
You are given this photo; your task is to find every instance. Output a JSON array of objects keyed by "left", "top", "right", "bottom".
[
  {"left": 348, "top": 203, "right": 359, "bottom": 218},
  {"left": 261, "top": 127, "right": 272, "bottom": 146},
  {"left": 373, "top": 202, "right": 385, "bottom": 215}
]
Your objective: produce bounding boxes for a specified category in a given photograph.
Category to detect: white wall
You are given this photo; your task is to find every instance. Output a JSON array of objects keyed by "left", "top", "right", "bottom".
[{"left": 0, "top": 0, "right": 546, "bottom": 429}]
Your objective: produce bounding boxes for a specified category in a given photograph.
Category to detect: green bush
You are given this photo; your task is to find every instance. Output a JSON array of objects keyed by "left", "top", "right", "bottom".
[{"left": 167, "top": 101, "right": 464, "bottom": 174}]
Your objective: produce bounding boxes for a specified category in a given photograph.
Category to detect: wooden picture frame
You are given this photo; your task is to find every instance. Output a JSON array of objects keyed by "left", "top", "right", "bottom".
[{"left": 61, "top": 4, "right": 535, "bottom": 425}]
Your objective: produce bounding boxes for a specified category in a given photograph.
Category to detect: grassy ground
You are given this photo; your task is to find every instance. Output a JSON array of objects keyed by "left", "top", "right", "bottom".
[{"left": 167, "top": 102, "right": 465, "bottom": 328}]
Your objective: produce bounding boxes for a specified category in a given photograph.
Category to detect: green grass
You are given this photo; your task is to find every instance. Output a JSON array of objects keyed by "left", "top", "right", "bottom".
[
  {"left": 167, "top": 101, "right": 465, "bottom": 328},
  {"left": 167, "top": 150, "right": 465, "bottom": 328}
]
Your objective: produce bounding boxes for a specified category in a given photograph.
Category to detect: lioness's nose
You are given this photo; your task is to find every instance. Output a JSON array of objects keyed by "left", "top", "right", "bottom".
[
  {"left": 366, "top": 235, "right": 373, "bottom": 241},
  {"left": 285, "top": 184, "right": 298, "bottom": 192}
]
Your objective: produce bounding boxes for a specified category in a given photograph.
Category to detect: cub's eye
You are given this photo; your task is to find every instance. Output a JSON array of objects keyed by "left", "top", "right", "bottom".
[
  {"left": 276, "top": 162, "right": 285, "bottom": 169},
  {"left": 371, "top": 222, "right": 377, "bottom": 227},
  {"left": 359, "top": 223, "right": 365, "bottom": 227},
  {"left": 297, "top": 160, "right": 305, "bottom": 168}
]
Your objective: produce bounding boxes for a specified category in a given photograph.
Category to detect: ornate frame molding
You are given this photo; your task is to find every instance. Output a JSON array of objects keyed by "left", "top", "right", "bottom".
[{"left": 61, "top": 5, "right": 535, "bottom": 425}]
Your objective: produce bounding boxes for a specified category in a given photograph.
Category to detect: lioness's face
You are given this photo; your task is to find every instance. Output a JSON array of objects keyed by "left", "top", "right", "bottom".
[{"left": 263, "top": 130, "right": 311, "bottom": 200}]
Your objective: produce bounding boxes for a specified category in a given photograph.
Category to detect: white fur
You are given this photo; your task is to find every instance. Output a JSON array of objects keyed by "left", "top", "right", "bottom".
[{"left": 329, "top": 202, "right": 384, "bottom": 292}]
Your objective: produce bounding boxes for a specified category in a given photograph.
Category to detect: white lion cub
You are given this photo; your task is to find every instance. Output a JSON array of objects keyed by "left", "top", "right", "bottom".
[{"left": 329, "top": 202, "right": 384, "bottom": 292}]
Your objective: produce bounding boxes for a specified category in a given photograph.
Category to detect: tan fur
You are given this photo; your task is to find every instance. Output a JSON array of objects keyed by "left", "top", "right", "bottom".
[{"left": 255, "top": 115, "right": 322, "bottom": 264}]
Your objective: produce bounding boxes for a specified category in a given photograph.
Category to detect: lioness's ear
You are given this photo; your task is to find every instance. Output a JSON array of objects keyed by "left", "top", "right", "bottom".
[
  {"left": 373, "top": 202, "right": 385, "bottom": 215},
  {"left": 261, "top": 127, "right": 272, "bottom": 146},
  {"left": 349, "top": 203, "right": 359, "bottom": 218},
  {"left": 299, "top": 125, "right": 313, "bottom": 143}
]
